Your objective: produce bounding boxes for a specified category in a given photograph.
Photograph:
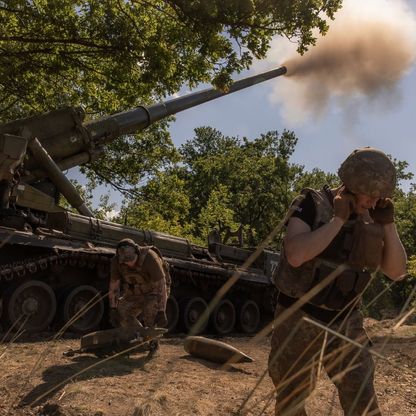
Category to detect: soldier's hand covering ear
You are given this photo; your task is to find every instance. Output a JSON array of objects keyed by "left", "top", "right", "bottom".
[
  {"left": 333, "top": 187, "right": 356, "bottom": 223},
  {"left": 155, "top": 311, "right": 168, "bottom": 328},
  {"left": 369, "top": 198, "right": 394, "bottom": 224}
]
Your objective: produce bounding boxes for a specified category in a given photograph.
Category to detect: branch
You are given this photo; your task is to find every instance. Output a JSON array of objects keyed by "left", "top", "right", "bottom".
[
  {"left": 134, "top": 0, "right": 179, "bottom": 21},
  {"left": 93, "top": 170, "right": 143, "bottom": 200},
  {"left": 0, "top": 96, "right": 20, "bottom": 115},
  {"left": 0, "top": 36, "right": 112, "bottom": 50}
]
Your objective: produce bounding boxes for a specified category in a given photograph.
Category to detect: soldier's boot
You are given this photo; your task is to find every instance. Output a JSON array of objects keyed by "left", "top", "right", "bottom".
[{"left": 147, "top": 339, "right": 160, "bottom": 359}]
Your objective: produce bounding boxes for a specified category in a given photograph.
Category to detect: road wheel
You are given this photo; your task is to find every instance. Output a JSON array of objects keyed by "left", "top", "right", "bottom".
[
  {"left": 238, "top": 300, "right": 260, "bottom": 334},
  {"left": 7, "top": 280, "right": 56, "bottom": 332},
  {"left": 181, "top": 297, "right": 208, "bottom": 335},
  {"left": 210, "top": 299, "right": 236, "bottom": 335},
  {"left": 62, "top": 285, "right": 104, "bottom": 333},
  {"left": 166, "top": 295, "right": 179, "bottom": 333}
]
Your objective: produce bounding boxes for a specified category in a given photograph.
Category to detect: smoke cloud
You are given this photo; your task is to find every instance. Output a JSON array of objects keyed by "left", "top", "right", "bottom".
[{"left": 270, "top": 0, "right": 416, "bottom": 124}]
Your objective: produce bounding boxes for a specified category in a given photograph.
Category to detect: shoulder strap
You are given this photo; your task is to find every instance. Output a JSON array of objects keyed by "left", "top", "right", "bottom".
[
  {"left": 138, "top": 245, "right": 171, "bottom": 287},
  {"left": 303, "top": 187, "right": 334, "bottom": 230},
  {"left": 150, "top": 246, "right": 172, "bottom": 288},
  {"left": 137, "top": 246, "right": 150, "bottom": 268}
]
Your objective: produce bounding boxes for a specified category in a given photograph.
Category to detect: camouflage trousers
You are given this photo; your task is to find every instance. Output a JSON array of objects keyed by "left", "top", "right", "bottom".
[
  {"left": 268, "top": 304, "right": 381, "bottom": 416},
  {"left": 117, "top": 291, "right": 159, "bottom": 330}
]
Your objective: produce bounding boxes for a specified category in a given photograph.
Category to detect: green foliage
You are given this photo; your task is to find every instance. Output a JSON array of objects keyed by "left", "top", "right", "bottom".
[
  {"left": 405, "top": 255, "right": 416, "bottom": 310},
  {"left": 394, "top": 184, "right": 416, "bottom": 257},
  {"left": 119, "top": 202, "right": 195, "bottom": 241},
  {"left": 117, "top": 169, "right": 196, "bottom": 241},
  {"left": 362, "top": 271, "right": 416, "bottom": 320},
  {"left": 292, "top": 167, "right": 339, "bottom": 193},
  {"left": 179, "top": 127, "right": 302, "bottom": 245},
  {"left": 195, "top": 184, "right": 239, "bottom": 244},
  {"left": 362, "top": 274, "right": 400, "bottom": 319},
  {"left": 0, "top": 0, "right": 342, "bottom": 122}
]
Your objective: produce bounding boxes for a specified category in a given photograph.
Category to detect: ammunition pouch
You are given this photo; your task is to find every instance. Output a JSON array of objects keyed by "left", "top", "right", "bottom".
[
  {"left": 309, "top": 263, "right": 372, "bottom": 310},
  {"left": 348, "top": 221, "right": 384, "bottom": 272},
  {"left": 122, "top": 282, "right": 141, "bottom": 295}
]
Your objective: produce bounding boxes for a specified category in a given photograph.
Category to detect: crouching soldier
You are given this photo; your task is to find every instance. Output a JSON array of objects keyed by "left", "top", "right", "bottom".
[{"left": 108, "top": 238, "right": 170, "bottom": 353}]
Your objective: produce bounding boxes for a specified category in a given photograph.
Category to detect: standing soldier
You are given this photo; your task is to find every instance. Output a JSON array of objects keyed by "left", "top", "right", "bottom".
[
  {"left": 268, "top": 148, "right": 407, "bottom": 415},
  {"left": 109, "top": 238, "right": 169, "bottom": 352}
]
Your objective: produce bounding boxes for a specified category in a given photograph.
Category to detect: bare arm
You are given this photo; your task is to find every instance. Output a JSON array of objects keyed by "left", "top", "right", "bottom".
[
  {"left": 284, "top": 217, "right": 344, "bottom": 267},
  {"left": 380, "top": 223, "right": 407, "bottom": 280},
  {"left": 285, "top": 186, "right": 356, "bottom": 267}
]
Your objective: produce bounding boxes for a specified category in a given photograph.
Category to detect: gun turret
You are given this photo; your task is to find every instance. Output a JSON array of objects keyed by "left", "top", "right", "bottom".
[{"left": 0, "top": 66, "right": 286, "bottom": 220}]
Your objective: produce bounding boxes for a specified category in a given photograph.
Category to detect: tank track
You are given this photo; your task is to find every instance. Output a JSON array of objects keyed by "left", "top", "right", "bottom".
[
  {"left": 172, "top": 265, "right": 277, "bottom": 313},
  {"left": 0, "top": 250, "right": 111, "bottom": 282}
]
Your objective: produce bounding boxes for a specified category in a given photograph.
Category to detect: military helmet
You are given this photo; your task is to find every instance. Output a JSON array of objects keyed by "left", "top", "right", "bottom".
[
  {"left": 117, "top": 238, "right": 139, "bottom": 263},
  {"left": 338, "top": 147, "right": 396, "bottom": 198}
]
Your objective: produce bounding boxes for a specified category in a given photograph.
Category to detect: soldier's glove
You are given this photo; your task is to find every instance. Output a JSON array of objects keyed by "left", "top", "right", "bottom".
[
  {"left": 109, "top": 308, "right": 120, "bottom": 328},
  {"left": 369, "top": 198, "right": 395, "bottom": 224},
  {"left": 155, "top": 311, "right": 168, "bottom": 328},
  {"left": 333, "top": 188, "right": 356, "bottom": 223}
]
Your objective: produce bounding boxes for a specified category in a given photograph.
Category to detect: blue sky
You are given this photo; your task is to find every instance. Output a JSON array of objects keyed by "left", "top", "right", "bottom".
[{"left": 72, "top": 0, "right": 416, "bottom": 212}]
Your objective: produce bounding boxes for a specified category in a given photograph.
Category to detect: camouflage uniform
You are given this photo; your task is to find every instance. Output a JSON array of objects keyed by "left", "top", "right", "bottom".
[
  {"left": 269, "top": 190, "right": 383, "bottom": 415},
  {"left": 269, "top": 305, "right": 379, "bottom": 416},
  {"left": 268, "top": 147, "right": 400, "bottom": 415},
  {"left": 111, "top": 246, "right": 168, "bottom": 329}
]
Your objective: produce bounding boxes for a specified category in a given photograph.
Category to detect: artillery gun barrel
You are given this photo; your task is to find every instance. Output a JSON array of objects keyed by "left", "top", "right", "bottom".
[
  {"left": 86, "top": 66, "right": 287, "bottom": 143},
  {"left": 8, "top": 66, "right": 286, "bottom": 181}
]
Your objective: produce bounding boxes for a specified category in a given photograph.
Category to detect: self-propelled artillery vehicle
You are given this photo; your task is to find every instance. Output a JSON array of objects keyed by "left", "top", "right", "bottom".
[{"left": 0, "top": 67, "right": 286, "bottom": 335}]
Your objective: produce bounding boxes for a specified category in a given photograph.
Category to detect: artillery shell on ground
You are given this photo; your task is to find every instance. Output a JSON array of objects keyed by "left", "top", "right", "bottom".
[
  {"left": 184, "top": 336, "right": 254, "bottom": 364},
  {"left": 63, "top": 326, "right": 166, "bottom": 358}
]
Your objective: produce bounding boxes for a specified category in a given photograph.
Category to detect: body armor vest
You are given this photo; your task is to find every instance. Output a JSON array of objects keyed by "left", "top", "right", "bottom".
[
  {"left": 117, "top": 246, "right": 171, "bottom": 299},
  {"left": 274, "top": 187, "right": 384, "bottom": 311},
  {"left": 118, "top": 247, "right": 150, "bottom": 288}
]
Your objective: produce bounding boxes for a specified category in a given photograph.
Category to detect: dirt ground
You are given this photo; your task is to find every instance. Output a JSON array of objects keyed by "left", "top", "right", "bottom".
[{"left": 1, "top": 319, "right": 415, "bottom": 416}]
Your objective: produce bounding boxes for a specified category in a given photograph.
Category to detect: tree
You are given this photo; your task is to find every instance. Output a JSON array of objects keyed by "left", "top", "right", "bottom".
[
  {"left": 118, "top": 169, "right": 195, "bottom": 239},
  {"left": 1, "top": 0, "right": 342, "bottom": 119},
  {"left": 292, "top": 167, "right": 338, "bottom": 192},
  {"left": 394, "top": 184, "right": 416, "bottom": 257},
  {"left": 391, "top": 159, "right": 415, "bottom": 256},
  {"left": 195, "top": 184, "right": 240, "bottom": 245},
  {"left": 179, "top": 127, "right": 302, "bottom": 244}
]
